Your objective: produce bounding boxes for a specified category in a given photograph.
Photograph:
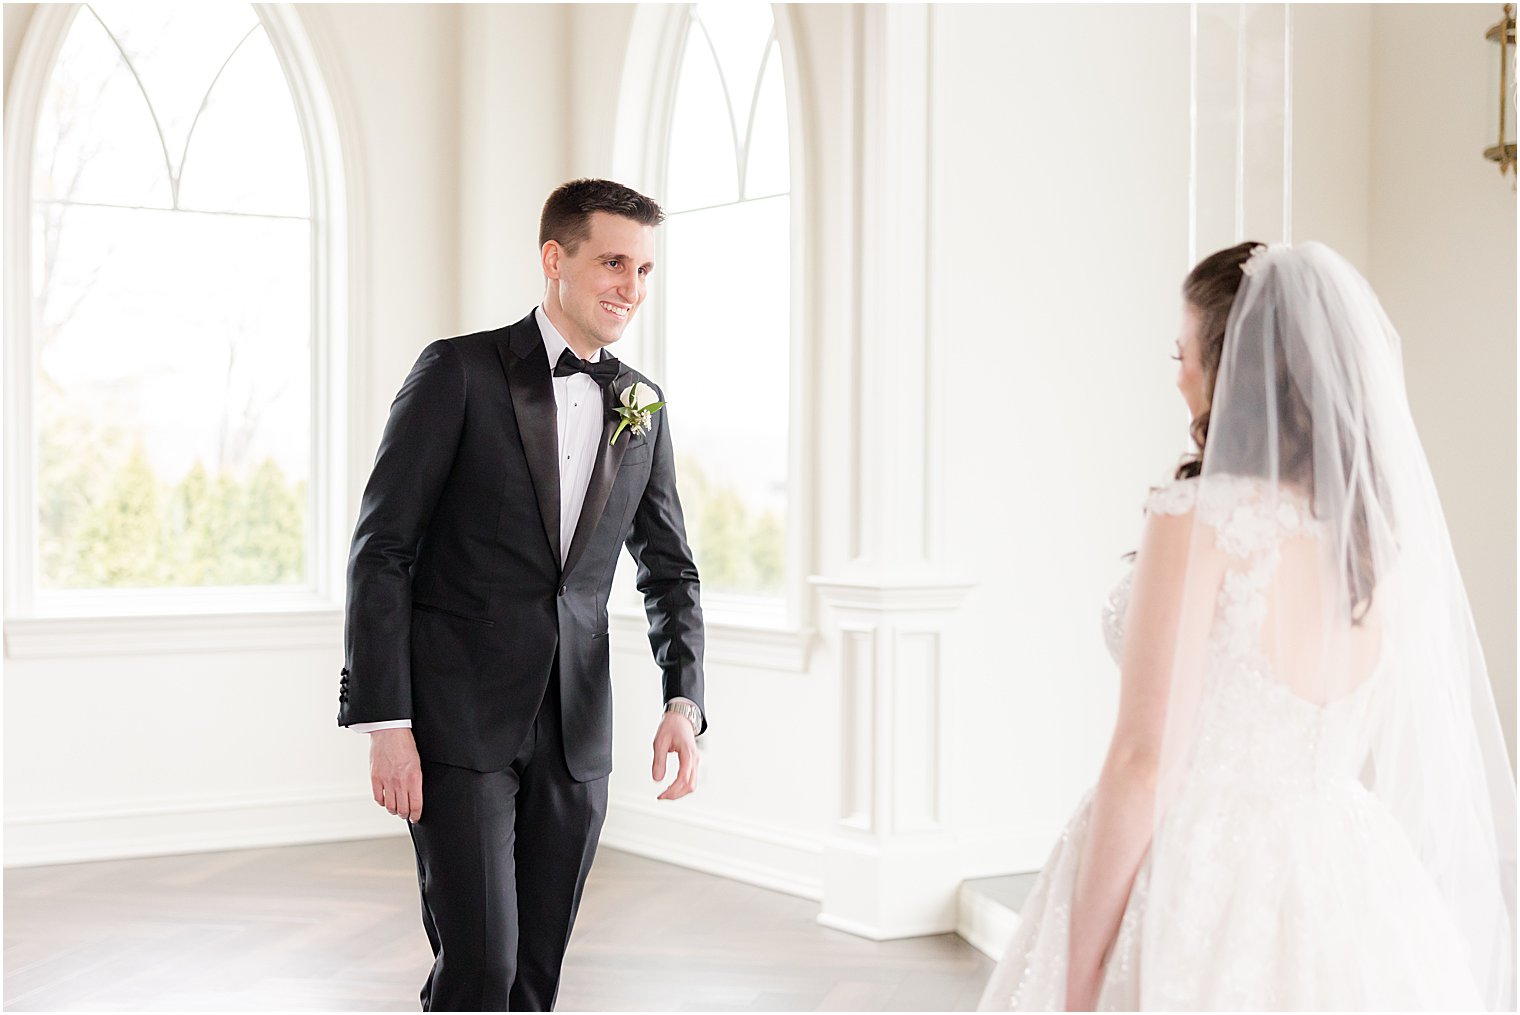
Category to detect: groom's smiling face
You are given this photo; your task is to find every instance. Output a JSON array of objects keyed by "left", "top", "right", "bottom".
[{"left": 542, "top": 211, "right": 656, "bottom": 358}]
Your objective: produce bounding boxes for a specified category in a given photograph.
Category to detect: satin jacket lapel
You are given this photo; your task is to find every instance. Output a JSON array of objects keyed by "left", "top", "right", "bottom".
[
  {"left": 499, "top": 316, "right": 561, "bottom": 569},
  {"left": 562, "top": 367, "right": 632, "bottom": 579}
]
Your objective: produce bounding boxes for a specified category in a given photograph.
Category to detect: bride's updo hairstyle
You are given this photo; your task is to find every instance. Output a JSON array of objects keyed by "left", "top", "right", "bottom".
[
  {"left": 1175, "top": 241, "right": 1264, "bottom": 481},
  {"left": 1179, "top": 240, "right": 1381, "bottom": 622}
]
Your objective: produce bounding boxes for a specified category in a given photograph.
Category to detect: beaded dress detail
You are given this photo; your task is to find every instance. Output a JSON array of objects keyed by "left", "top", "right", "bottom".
[{"left": 977, "top": 476, "right": 1486, "bottom": 1011}]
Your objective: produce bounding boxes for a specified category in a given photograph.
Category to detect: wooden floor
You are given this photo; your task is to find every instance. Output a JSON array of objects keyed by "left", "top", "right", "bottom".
[{"left": 4, "top": 837, "right": 993, "bottom": 1011}]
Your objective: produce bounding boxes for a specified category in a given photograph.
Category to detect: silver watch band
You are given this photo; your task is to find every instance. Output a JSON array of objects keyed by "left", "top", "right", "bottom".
[{"left": 665, "top": 699, "right": 701, "bottom": 735}]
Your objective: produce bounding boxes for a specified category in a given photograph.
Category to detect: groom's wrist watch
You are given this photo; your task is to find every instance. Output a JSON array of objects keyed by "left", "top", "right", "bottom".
[{"left": 665, "top": 699, "right": 702, "bottom": 736}]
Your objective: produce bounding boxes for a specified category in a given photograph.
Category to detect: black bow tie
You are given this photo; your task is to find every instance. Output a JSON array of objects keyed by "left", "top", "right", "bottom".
[{"left": 552, "top": 348, "right": 620, "bottom": 387}]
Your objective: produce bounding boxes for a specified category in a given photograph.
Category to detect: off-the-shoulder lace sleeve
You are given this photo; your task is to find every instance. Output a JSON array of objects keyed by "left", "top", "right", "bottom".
[{"left": 1144, "top": 476, "right": 1200, "bottom": 516}]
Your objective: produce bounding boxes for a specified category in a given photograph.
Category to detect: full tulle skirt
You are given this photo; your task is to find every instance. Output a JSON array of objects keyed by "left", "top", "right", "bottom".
[{"left": 977, "top": 779, "right": 1486, "bottom": 1011}]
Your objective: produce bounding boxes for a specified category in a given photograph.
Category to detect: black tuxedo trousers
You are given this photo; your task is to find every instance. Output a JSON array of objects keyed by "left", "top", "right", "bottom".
[{"left": 409, "top": 670, "right": 605, "bottom": 1012}]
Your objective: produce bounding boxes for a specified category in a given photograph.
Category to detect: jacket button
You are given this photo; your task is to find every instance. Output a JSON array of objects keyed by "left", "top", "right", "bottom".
[{"left": 559, "top": 585, "right": 567, "bottom": 597}]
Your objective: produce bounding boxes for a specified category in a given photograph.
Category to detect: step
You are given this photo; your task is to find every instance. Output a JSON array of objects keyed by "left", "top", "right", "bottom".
[{"left": 957, "top": 872, "right": 1038, "bottom": 959}]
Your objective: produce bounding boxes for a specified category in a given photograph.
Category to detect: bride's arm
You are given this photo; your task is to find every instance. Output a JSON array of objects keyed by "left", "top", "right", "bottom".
[{"left": 1065, "top": 508, "right": 1217, "bottom": 1010}]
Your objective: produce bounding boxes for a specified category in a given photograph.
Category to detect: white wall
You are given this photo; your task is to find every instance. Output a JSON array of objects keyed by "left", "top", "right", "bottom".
[
  {"left": 457, "top": 4, "right": 571, "bottom": 330},
  {"left": 930, "top": 3, "right": 1193, "bottom": 873},
  {"left": 1291, "top": 5, "right": 1373, "bottom": 268},
  {"left": 1368, "top": 4, "right": 1517, "bottom": 764},
  {"left": 568, "top": 5, "right": 638, "bottom": 178}
]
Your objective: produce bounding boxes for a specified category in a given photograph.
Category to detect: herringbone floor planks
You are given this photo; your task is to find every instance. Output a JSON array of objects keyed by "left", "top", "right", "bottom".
[{"left": 4, "top": 838, "right": 992, "bottom": 1011}]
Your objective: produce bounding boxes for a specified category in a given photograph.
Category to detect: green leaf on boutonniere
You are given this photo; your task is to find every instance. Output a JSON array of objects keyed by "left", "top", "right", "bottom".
[{"left": 609, "top": 386, "right": 665, "bottom": 446}]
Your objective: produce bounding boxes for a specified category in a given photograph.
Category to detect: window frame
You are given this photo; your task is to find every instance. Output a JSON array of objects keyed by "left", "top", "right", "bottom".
[
  {"left": 611, "top": 2, "right": 813, "bottom": 646},
  {"left": 2, "top": 2, "right": 354, "bottom": 630}
]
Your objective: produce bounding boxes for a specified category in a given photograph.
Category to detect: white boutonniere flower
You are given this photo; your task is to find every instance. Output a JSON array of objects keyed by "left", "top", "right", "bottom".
[{"left": 611, "top": 381, "right": 665, "bottom": 446}]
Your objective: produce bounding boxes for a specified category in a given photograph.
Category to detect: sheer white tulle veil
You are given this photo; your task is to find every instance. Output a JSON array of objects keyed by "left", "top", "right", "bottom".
[{"left": 1142, "top": 243, "right": 1516, "bottom": 1009}]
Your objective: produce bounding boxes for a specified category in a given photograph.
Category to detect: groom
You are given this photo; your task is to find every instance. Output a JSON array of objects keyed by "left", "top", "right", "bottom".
[{"left": 338, "top": 179, "right": 706, "bottom": 1011}]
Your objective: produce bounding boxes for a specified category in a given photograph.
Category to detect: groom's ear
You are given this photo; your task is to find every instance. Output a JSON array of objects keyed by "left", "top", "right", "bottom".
[{"left": 541, "top": 240, "right": 561, "bottom": 281}]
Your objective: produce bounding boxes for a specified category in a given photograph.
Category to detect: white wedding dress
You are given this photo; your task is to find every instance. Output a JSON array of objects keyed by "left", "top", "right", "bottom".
[{"left": 978, "top": 475, "right": 1487, "bottom": 1011}]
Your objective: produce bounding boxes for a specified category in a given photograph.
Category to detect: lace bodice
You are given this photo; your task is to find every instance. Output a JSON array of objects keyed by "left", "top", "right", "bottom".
[
  {"left": 1101, "top": 475, "right": 1374, "bottom": 788},
  {"left": 1103, "top": 476, "right": 1320, "bottom": 657}
]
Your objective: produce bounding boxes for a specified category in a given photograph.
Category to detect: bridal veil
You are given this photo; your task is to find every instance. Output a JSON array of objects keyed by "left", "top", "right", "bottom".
[{"left": 1143, "top": 242, "right": 1516, "bottom": 1009}]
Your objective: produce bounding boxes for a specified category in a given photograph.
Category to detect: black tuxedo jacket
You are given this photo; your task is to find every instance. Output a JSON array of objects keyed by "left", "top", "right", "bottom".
[{"left": 339, "top": 311, "right": 706, "bottom": 781}]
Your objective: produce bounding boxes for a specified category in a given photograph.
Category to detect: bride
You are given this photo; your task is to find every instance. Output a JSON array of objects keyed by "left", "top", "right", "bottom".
[{"left": 979, "top": 242, "right": 1516, "bottom": 1011}]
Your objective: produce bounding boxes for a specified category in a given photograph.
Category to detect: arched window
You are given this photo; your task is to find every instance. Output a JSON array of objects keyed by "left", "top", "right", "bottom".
[
  {"left": 6, "top": 3, "right": 347, "bottom": 616},
  {"left": 655, "top": 1, "right": 792, "bottom": 614}
]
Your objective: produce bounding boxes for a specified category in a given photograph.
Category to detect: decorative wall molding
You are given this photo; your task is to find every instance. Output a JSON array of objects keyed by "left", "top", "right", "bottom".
[
  {"left": 810, "top": 578, "right": 974, "bottom": 613},
  {"left": 600, "top": 793, "right": 824, "bottom": 901},
  {"left": 4, "top": 609, "right": 342, "bottom": 658},
  {"left": 851, "top": 4, "right": 932, "bottom": 569},
  {"left": 610, "top": 610, "right": 813, "bottom": 672},
  {"left": 4, "top": 786, "right": 400, "bottom": 868},
  {"left": 814, "top": 592, "right": 970, "bottom": 938}
]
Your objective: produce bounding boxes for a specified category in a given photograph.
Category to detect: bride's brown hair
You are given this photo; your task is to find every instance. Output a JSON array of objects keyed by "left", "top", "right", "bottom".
[
  {"left": 1174, "top": 241, "right": 1264, "bottom": 481},
  {"left": 1176, "top": 241, "right": 1379, "bottom": 621}
]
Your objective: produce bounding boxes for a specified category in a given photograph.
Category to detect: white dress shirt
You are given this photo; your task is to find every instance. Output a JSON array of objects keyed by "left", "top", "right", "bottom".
[
  {"left": 537, "top": 305, "right": 606, "bottom": 565},
  {"left": 351, "top": 308, "right": 699, "bottom": 734}
]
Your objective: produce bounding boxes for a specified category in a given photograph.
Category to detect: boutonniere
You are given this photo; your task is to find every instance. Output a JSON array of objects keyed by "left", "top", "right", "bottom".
[{"left": 610, "top": 381, "right": 665, "bottom": 446}]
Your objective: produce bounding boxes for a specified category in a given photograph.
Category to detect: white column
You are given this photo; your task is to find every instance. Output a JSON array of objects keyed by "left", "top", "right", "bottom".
[
  {"left": 810, "top": 4, "right": 973, "bottom": 940},
  {"left": 812, "top": 580, "right": 969, "bottom": 938}
]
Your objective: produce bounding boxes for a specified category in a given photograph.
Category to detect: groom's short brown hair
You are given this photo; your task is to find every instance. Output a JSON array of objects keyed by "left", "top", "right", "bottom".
[{"left": 539, "top": 179, "right": 665, "bottom": 255}]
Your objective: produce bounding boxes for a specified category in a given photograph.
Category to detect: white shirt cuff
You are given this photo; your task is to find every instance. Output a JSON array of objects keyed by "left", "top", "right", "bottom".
[{"left": 348, "top": 720, "right": 412, "bottom": 733}]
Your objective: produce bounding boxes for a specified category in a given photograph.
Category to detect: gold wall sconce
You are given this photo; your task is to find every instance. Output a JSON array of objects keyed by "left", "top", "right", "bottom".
[{"left": 1485, "top": 3, "right": 1516, "bottom": 175}]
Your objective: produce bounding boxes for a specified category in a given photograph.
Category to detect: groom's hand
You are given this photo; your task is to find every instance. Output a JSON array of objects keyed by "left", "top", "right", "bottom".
[
  {"left": 652, "top": 713, "right": 699, "bottom": 800},
  {"left": 370, "top": 727, "right": 423, "bottom": 822}
]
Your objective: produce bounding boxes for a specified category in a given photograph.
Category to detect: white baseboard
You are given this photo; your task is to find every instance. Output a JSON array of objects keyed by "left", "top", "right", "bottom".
[
  {"left": 599, "top": 793, "right": 825, "bottom": 901},
  {"left": 4, "top": 788, "right": 403, "bottom": 867},
  {"left": 6, "top": 785, "right": 827, "bottom": 896}
]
